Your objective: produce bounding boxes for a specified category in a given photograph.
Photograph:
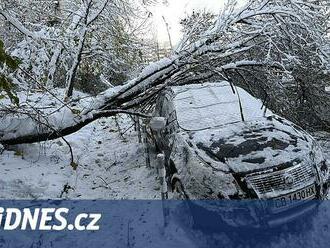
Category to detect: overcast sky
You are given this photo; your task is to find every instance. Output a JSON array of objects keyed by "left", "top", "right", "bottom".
[{"left": 149, "top": 0, "right": 246, "bottom": 46}]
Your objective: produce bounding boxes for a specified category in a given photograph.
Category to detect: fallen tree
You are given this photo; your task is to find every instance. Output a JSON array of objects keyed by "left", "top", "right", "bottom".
[{"left": 1, "top": 0, "right": 329, "bottom": 145}]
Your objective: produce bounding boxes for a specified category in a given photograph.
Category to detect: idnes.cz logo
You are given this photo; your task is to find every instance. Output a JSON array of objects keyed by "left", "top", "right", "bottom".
[{"left": 0, "top": 207, "right": 101, "bottom": 231}]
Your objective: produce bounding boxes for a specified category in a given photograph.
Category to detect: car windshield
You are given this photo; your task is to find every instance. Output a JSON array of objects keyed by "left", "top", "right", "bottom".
[{"left": 173, "top": 82, "right": 270, "bottom": 130}]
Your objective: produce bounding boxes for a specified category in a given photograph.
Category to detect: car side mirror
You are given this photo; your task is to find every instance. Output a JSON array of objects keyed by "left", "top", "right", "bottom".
[{"left": 149, "top": 117, "right": 166, "bottom": 131}]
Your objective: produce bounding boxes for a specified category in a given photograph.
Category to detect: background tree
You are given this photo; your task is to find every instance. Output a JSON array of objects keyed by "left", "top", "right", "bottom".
[
  {"left": 178, "top": 0, "right": 330, "bottom": 131},
  {"left": 0, "top": 0, "right": 156, "bottom": 98},
  {"left": 179, "top": 10, "right": 216, "bottom": 44}
]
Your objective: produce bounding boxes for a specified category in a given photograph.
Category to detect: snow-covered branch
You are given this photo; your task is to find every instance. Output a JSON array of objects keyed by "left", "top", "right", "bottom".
[{"left": 0, "top": 10, "right": 38, "bottom": 40}]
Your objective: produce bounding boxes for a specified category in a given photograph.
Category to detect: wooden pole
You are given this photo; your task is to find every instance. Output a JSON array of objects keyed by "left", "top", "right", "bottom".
[
  {"left": 137, "top": 117, "right": 141, "bottom": 143},
  {"left": 142, "top": 124, "right": 150, "bottom": 168},
  {"left": 157, "top": 153, "right": 169, "bottom": 227}
]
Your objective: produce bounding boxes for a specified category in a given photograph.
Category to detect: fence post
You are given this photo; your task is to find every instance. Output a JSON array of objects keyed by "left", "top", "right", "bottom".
[
  {"left": 133, "top": 115, "right": 137, "bottom": 132},
  {"left": 157, "top": 153, "right": 167, "bottom": 199},
  {"left": 157, "top": 153, "right": 169, "bottom": 227},
  {"left": 137, "top": 116, "right": 142, "bottom": 143},
  {"left": 156, "top": 153, "right": 162, "bottom": 175},
  {"left": 142, "top": 124, "right": 151, "bottom": 168}
]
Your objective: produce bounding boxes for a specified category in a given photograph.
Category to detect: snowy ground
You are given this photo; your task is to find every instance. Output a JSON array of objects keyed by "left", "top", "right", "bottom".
[
  {"left": 0, "top": 90, "right": 195, "bottom": 246},
  {"left": 0, "top": 88, "right": 162, "bottom": 199},
  {"left": 0, "top": 115, "right": 162, "bottom": 199}
]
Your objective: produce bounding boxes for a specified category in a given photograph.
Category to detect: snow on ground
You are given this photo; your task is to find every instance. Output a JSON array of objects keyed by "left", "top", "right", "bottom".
[
  {"left": 0, "top": 88, "right": 161, "bottom": 199},
  {"left": 0, "top": 115, "right": 161, "bottom": 199},
  {"left": 0, "top": 89, "right": 195, "bottom": 247},
  {"left": 1, "top": 117, "right": 151, "bottom": 199}
]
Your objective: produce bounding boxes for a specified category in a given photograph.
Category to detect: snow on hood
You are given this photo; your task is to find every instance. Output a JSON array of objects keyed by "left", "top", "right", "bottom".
[{"left": 184, "top": 115, "right": 315, "bottom": 174}]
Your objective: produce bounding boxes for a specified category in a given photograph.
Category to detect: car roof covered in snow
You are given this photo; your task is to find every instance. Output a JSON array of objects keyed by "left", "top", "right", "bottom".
[{"left": 172, "top": 82, "right": 271, "bottom": 131}]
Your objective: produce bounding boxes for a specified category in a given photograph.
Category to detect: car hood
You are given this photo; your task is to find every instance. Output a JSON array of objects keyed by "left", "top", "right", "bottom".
[{"left": 183, "top": 116, "right": 315, "bottom": 174}]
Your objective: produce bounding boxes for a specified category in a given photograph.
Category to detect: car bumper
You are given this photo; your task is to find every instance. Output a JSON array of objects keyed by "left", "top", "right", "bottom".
[
  {"left": 187, "top": 197, "right": 323, "bottom": 230},
  {"left": 265, "top": 200, "right": 319, "bottom": 227}
]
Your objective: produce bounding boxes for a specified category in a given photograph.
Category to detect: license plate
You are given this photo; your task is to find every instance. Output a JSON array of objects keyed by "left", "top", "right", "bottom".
[{"left": 272, "top": 185, "right": 316, "bottom": 212}]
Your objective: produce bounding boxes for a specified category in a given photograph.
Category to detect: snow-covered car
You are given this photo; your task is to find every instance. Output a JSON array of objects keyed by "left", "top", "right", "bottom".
[{"left": 149, "top": 82, "right": 329, "bottom": 220}]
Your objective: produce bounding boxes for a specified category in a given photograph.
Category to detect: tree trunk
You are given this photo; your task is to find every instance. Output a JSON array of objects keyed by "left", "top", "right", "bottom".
[
  {"left": 65, "top": 28, "right": 87, "bottom": 99},
  {"left": 0, "top": 110, "right": 150, "bottom": 145}
]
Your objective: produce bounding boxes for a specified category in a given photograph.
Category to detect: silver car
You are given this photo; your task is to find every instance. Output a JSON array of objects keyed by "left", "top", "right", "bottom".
[{"left": 149, "top": 82, "right": 329, "bottom": 215}]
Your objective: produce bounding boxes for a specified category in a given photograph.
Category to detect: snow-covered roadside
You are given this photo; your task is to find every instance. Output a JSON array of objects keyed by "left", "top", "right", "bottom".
[
  {"left": 0, "top": 89, "right": 161, "bottom": 199},
  {"left": 0, "top": 115, "right": 160, "bottom": 200},
  {"left": 0, "top": 101, "right": 195, "bottom": 246}
]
